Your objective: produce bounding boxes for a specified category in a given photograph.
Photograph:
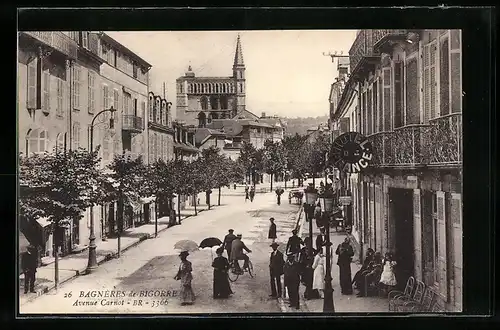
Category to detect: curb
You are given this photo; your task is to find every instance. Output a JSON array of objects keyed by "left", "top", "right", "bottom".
[{"left": 20, "top": 209, "right": 210, "bottom": 306}]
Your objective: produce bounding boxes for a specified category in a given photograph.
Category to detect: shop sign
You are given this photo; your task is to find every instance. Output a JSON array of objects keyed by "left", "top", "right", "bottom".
[{"left": 330, "top": 132, "right": 373, "bottom": 173}]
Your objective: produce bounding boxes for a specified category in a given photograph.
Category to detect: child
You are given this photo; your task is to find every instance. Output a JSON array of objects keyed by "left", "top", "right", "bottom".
[{"left": 379, "top": 252, "right": 397, "bottom": 293}]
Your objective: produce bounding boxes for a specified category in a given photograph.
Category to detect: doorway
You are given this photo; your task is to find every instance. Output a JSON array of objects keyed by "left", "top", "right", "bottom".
[{"left": 389, "top": 188, "right": 414, "bottom": 290}]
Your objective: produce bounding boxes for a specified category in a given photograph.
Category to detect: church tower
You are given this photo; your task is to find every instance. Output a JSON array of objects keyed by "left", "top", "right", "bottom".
[{"left": 233, "top": 34, "right": 246, "bottom": 116}]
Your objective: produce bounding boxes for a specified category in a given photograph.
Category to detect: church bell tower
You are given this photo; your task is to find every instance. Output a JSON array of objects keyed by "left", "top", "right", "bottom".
[{"left": 233, "top": 34, "right": 246, "bottom": 116}]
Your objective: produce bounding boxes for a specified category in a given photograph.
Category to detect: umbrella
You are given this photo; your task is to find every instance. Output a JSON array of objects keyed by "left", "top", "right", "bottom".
[
  {"left": 174, "top": 240, "right": 199, "bottom": 252},
  {"left": 199, "top": 237, "right": 223, "bottom": 259}
]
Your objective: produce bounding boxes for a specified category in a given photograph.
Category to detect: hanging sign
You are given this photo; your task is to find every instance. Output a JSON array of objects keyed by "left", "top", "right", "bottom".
[{"left": 330, "top": 132, "right": 373, "bottom": 173}]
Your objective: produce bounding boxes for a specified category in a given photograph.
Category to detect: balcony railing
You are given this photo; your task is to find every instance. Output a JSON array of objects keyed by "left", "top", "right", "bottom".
[
  {"left": 393, "top": 125, "right": 432, "bottom": 165},
  {"left": 23, "top": 32, "right": 78, "bottom": 59},
  {"left": 122, "top": 115, "right": 144, "bottom": 132},
  {"left": 349, "top": 29, "right": 409, "bottom": 72},
  {"left": 428, "top": 113, "right": 462, "bottom": 165}
]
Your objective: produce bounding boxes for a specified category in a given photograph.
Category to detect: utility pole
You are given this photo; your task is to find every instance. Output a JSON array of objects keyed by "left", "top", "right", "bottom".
[{"left": 322, "top": 51, "right": 350, "bottom": 62}]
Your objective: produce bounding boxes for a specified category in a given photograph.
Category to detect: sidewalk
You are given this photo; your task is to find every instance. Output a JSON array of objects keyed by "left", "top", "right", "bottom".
[
  {"left": 293, "top": 210, "right": 388, "bottom": 313},
  {"left": 19, "top": 204, "right": 211, "bottom": 306}
]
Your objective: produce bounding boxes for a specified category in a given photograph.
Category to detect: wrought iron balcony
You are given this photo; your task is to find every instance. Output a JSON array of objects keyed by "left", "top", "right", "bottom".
[
  {"left": 428, "top": 113, "right": 462, "bottom": 165},
  {"left": 22, "top": 32, "right": 78, "bottom": 59},
  {"left": 122, "top": 115, "right": 144, "bottom": 133},
  {"left": 349, "top": 29, "right": 409, "bottom": 74},
  {"left": 368, "top": 131, "right": 395, "bottom": 166},
  {"left": 392, "top": 125, "right": 432, "bottom": 166}
]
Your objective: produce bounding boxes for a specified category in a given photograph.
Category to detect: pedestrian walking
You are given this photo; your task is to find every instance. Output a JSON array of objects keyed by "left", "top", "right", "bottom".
[
  {"left": 249, "top": 186, "right": 255, "bottom": 202},
  {"left": 285, "top": 229, "right": 304, "bottom": 258},
  {"left": 21, "top": 245, "right": 38, "bottom": 294},
  {"left": 245, "top": 185, "right": 249, "bottom": 202},
  {"left": 269, "top": 242, "right": 284, "bottom": 298},
  {"left": 315, "top": 227, "right": 327, "bottom": 253},
  {"left": 268, "top": 218, "right": 277, "bottom": 243},
  {"left": 336, "top": 237, "right": 354, "bottom": 295},
  {"left": 174, "top": 251, "right": 195, "bottom": 305},
  {"left": 314, "top": 202, "right": 322, "bottom": 228},
  {"left": 312, "top": 248, "right": 326, "bottom": 298},
  {"left": 284, "top": 253, "right": 301, "bottom": 309},
  {"left": 275, "top": 187, "right": 284, "bottom": 205},
  {"left": 212, "top": 247, "right": 233, "bottom": 299},
  {"left": 222, "top": 229, "right": 237, "bottom": 260}
]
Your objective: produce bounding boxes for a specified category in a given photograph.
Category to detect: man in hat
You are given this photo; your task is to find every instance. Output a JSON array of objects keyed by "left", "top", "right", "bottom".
[
  {"left": 316, "top": 227, "right": 327, "bottom": 253},
  {"left": 230, "top": 234, "right": 252, "bottom": 274},
  {"left": 286, "top": 229, "right": 304, "bottom": 257},
  {"left": 269, "top": 242, "right": 284, "bottom": 298},
  {"left": 284, "top": 252, "right": 301, "bottom": 309},
  {"left": 21, "top": 245, "right": 38, "bottom": 294},
  {"left": 268, "top": 218, "right": 277, "bottom": 243},
  {"left": 222, "top": 229, "right": 237, "bottom": 260}
]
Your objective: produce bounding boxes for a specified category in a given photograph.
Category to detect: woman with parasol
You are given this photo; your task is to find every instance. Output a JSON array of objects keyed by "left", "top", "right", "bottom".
[
  {"left": 212, "top": 247, "right": 233, "bottom": 299},
  {"left": 174, "top": 251, "right": 195, "bottom": 305}
]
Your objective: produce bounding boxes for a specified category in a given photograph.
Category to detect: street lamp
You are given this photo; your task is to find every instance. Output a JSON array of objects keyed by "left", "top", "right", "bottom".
[
  {"left": 319, "top": 185, "right": 336, "bottom": 313},
  {"left": 304, "top": 183, "right": 318, "bottom": 299},
  {"left": 87, "top": 106, "right": 116, "bottom": 274}
]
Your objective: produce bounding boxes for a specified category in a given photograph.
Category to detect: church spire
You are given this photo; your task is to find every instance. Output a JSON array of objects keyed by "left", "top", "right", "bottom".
[{"left": 233, "top": 34, "right": 244, "bottom": 67}]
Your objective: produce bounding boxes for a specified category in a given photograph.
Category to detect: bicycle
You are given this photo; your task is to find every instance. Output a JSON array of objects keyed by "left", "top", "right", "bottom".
[{"left": 228, "top": 254, "right": 254, "bottom": 282}]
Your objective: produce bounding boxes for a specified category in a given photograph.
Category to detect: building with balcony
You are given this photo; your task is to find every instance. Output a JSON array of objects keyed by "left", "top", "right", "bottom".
[
  {"left": 337, "top": 29, "right": 462, "bottom": 311},
  {"left": 147, "top": 92, "right": 174, "bottom": 164}
]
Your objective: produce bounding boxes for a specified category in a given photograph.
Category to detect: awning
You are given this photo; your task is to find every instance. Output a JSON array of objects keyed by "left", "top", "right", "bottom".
[{"left": 36, "top": 217, "right": 52, "bottom": 228}]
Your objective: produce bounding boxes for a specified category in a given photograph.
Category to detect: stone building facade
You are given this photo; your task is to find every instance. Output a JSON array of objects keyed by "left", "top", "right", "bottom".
[
  {"left": 176, "top": 35, "right": 246, "bottom": 127},
  {"left": 336, "top": 29, "right": 463, "bottom": 312}
]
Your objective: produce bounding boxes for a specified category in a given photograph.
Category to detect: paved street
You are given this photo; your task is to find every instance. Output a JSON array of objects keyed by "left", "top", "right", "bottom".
[{"left": 20, "top": 187, "right": 301, "bottom": 314}]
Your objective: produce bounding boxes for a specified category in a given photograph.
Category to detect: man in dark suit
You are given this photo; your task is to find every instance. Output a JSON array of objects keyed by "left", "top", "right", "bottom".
[
  {"left": 285, "top": 229, "right": 304, "bottom": 257},
  {"left": 21, "top": 245, "right": 38, "bottom": 294},
  {"left": 222, "top": 229, "right": 237, "bottom": 260},
  {"left": 284, "top": 252, "right": 301, "bottom": 309},
  {"left": 316, "top": 227, "right": 327, "bottom": 253},
  {"left": 268, "top": 217, "right": 277, "bottom": 243},
  {"left": 269, "top": 242, "right": 284, "bottom": 298}
]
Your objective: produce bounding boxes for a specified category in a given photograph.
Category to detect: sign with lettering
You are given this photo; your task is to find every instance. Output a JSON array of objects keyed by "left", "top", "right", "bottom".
[
  {"left": 330, "top": 132, "right": 373, "bottom": 173},
  {"left": 339, "top": 196, "right": 352, "bottom": 205}
]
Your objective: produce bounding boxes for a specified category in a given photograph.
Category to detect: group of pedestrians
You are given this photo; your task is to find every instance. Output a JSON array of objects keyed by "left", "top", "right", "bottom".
[
  {"left": 244, "top": 184, "right": 256, "bottom": 202},
  {"left": 352, "top": 248, "right": 397, "bottom": 297}
]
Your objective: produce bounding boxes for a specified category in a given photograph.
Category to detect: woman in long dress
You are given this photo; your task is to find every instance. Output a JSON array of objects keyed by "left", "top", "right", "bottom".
[
  {"left": 212, "top": 248, "right": 233, "bottom": 299},
  {"left": 312, "top": 248, "right": 326, "bottom": 298},
  {"left": 174, "top": 251, "right": 195, "bottom": 305}
]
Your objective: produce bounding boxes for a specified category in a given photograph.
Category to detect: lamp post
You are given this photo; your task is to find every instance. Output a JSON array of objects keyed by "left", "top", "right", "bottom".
[
  {"left": 304, "top": 183, "right": 318, "bottom": 299},
  {"left": 319, "top": 185, "right": 336, "bottom": 312},
  {"left": 87, "top": 106, "right": 116, "bottom": 274}
]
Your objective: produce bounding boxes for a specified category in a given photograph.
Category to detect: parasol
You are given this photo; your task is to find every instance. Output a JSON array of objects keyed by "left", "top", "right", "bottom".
[
  {"left": 199, "top": 237, "right": 223, "bottom": 259},
  {"left": 174, "top": 239, "right": 199, "bottom": 252}
]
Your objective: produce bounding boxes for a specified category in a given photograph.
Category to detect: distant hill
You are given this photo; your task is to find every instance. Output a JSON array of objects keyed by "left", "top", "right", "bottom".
[{"left": 282, "top": 115, "right": 329, "bottom": 136}]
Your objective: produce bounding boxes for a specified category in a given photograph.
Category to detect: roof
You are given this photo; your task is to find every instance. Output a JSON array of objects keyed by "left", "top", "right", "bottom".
[
  {"left": 195, "top": 128, "right": 226, "bottom": 145},
  {"left": 176, "top": 75, "right": 234, "bottom": 81},
  {"left": 99, "top": 32, "right": 152, "bottom": 70},
  {"left": 232, "top": 109, "right": 259, "bottom": 120},
  {"left": 174, "top": 142, "right": 199, "bottom": 153}
]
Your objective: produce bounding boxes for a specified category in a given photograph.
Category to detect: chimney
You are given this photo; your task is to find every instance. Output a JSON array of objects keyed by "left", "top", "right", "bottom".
[{"left": 261, "top": 112, "right": 266, "bottom": 118}]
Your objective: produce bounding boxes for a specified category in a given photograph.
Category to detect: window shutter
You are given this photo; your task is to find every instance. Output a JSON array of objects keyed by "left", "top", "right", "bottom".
[
  {"left": 88, "top": 72, "right": 94, "bottom": 114},
  {"left": 27, "top": 60, "right": 37, "bottom": 109},
  {"left": 383, "top": 68, "right": 392, "bottom": 131},
  {"left": 149, "top": 97, "right": 154, "bottom": 123},
  {"left": 36, "top": 57, "right": 42, "bottom": 109},
  {"left": 394, "top": 62, "right": 403, "bottom": 128},
  {"left": 436, "top": 191, "right": 448, "bottom": 300},
  {"left": 413, "top": 189, "right": 423, "bottom": 281},
  {"left": 450, "top": 30, "right": 462, "bottom": 114},
  {"left": 57, "top": 79, "right": 64, "bottom": 116},
  {"left": 42, "top": 71, "right": 50, "bottom": 114},
  {"left": 108, "top": 89, "right": 113, "bottom": 119},
  {"left": 451, "top": 192, "right": 462, "bottom": 310},
  {"left": 405, "top": 58, "right": 419, "bottom": 124},
  {"left": 373, "top": 81, "right": 379, "bottom": 133},
  {"left": 423, "top": 44, "right": 431, "bottom": 123},
  {"left": 439, "top": 37, "right": 450, "bottom": 116},
  {"left": 430, "top": 44, "right": 437, "bottom": 119},
  {"left": 367, "top": 88, "right": 373, "bottom": 135}
]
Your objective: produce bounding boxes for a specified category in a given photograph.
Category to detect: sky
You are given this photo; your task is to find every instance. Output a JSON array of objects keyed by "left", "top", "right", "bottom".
[{"left": 106, "top": 30, "right": 357, "bottom": 119}]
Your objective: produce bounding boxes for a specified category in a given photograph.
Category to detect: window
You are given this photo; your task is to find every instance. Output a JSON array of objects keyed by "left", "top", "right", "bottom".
[
  {"left": 72, "top": 66, "right": 81, "bottom": 109},
  {"left": 439, "top": 36, "right": 450, "bottom": 116},
  {"left": 102, "top": 85, "right": 109, "bottom": 109},
  {"left": 88, "top": 72, "right": 95, "bottom": 114},
  {"left": 200, "top": 96, "right": 208, "bottom": 110},
  {"left": 72, "top": 122, "right": 80, "bottom": 149},
  {"left": 161, "top": 102, "right": 166, "bottom": 126},
  {"left": 27, "top": 59, "right": 37, "bottom": 109},
  {"left": 383, "top": 67, "right": 392, "bottom": 131},
  {"left": 367, "top": 88, "right": 372, "bottom": 134},
  {"left": 149, "top": 96, "right": 154, "bottom": 123},
  {"left": 82, "top": 32, "right": 89, "bottom": 49},
  {"left": 133, "top": 98, "right": 138, "bottom": 117},
  {"left": 406, "top": 57, "right": 420, "bottom": 124},
  {"left": 42, "top": 71, "right": 50, "bottom": 112},
  {"left": 123, "top": 92, "right": 131, "bottom": 116},
  {"left": 155, "top": 99, "right": 160, "bottom": 123},
  {"left": 56, "top": 78, "right": 64, "bottom": 117},
  {"left": 56, "top": 133, "right": 65, "bottom": 153},
  {"left": 27, "top": 129, "right": 50, "bottom": 154},
  {"left": 394, "top": 61, "right": 404, "bottom": 128}
]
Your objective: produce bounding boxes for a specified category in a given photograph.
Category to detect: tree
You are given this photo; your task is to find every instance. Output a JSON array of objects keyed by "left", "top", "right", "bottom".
[
  {"left": 238, "top": 141, "right": 262, "bottom": 186},
  {"left": 308, "top": 133, "right": 331, "bottom": 187},
  {"left": 282, "top": 134, "right": 310, "bottom": 186},
  {"left": 171, "top": 159, "right": 190, "bottom": 222},
  {"left": 103, "top": 152, "right": 146, "bottom": 257},
  {"left": 200, "top": 146, "right": 225, "bottom": 207},
  {"left": 19, "top": 147, "right": 103, "bottom": 289},
  {"left": 262, "top": 140, "right": 286, "bottom": 191}
]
